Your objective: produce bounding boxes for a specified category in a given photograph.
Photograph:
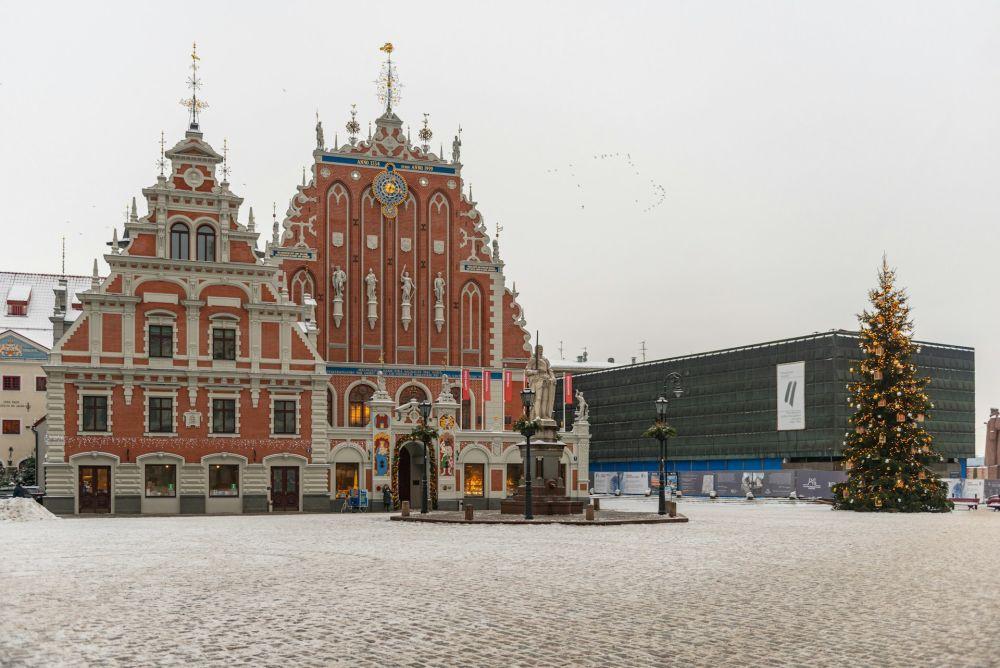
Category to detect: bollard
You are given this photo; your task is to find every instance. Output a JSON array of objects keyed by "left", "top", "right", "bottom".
[
  {"left": 401, "top": 500, "right": 410, "bottom": 517},
  {"left": 666, "top": 500, "right": 677, "bottom": 518},
  {"left": 464, "top": 504, "right": 474, "bottom": 521},
  {"left": 592, "top": 498, "right": 600, "bottom": 511},
  {"left": 585, "top": 505, "right": 595, "bottom": 521}
]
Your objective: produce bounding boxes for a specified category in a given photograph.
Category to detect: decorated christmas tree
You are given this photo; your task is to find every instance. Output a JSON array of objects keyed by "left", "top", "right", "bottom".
[{"left": 832, "top": 259, "right": 951, "bottom": 512}]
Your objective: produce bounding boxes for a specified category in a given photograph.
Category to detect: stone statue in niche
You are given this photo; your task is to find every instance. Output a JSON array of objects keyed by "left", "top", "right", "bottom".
[
  {"left": 525, "top": 344, "right": 556, "bottom": 422},
  {"left": 331, "top": 265, "right": 347, "bottom": 299},
  {"left": 400, "top": 266, "right": 415, "bottom": 305},
  {"left": 433, "top": 272, "right": 446, "bottom": 304},
  {"left": 365, "top": 269, "right": 378, "bottom": 302}
]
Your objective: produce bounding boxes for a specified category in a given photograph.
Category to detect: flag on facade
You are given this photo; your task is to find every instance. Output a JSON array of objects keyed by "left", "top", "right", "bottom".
[
  {"left": 564, "top": 373, "right": 574, "bottom": 405},
  {"left": 482, "top": 369, "right": 491, "bottom": 401},
  {"left": 503, "top": 369, "right": 513, "bottom": 402},
  {"left": 461, "top": 368, "right": 470, "bottom": 400}
]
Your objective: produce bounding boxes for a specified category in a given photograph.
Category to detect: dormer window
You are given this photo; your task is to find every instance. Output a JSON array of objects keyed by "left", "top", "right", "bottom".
[
  {"left": 196, "top": 225, "right": 216, "bottom": 262},
  {"left": 6, "top": 284, "right": 30, "bottom": 316},
  {"left": 170, "top": 223, "right": 190, "bottom": 260}
]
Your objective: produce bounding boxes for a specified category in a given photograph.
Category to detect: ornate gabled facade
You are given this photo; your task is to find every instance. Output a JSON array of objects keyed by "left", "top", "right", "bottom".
[{"left": 41, "top": 45, "right": 590, "bottom": 514}]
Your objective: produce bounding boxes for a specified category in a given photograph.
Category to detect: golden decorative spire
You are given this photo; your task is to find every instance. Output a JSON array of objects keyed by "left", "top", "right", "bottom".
[
  {"left": 376, "top": 42, "right": 400, "bottom": 113},
  {"left": 180, "top": 42, "right": 209, "bottom": 130},
  {"left": 156, "top": 130, "right": 167, "bottom": 177}
]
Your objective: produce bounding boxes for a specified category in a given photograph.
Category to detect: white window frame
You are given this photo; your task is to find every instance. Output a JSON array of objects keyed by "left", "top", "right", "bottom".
[
  {"left": 77, "top": 388, "right": 113, "bottom": 436},
  {"left": 207, "top": 391, "right": 241, "bottom": 438},
  {"left": 144, "top": 390, "right": 178, "bottom": 437},
  {"left": 145, "top": 311, "right": 179, "bottom": 367},
  {"left": 208, "top": 314, "right": 240, "bottom": 368},
  {"left": 270, "top": 394, "right": 301, "bottom": 438}
]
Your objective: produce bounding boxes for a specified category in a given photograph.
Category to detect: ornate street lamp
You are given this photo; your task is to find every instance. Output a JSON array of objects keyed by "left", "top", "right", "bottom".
[
  {"left": 520, "top": 387, "right": 537, "bottom": 520},
  {"left": 418, "top": 399, "right": 433, "bottom": 514},
  {"left": 654, "top": 372, "right": 684, "bottom": 515}
]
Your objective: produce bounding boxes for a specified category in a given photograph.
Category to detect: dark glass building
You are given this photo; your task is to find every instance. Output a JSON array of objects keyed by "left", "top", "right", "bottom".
[{"left": 560, "top": 331, "right": 975, "bottom": 477}]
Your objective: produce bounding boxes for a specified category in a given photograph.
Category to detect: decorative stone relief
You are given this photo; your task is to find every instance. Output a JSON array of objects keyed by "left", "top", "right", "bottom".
[
  {"left": 400, "top": 237, "right": 412, "bottom": 252},
  {"left": 433, "top": 240, "right": 444, "bottom": 255},
  {"left": 183, "top": 410, "right": 202, "bottom": 427},
  {"left": 447, "top": 179, "right": 457, "bottom": 190},
  {"left": 332, "top": 232, "right": 344, "bottom": 247},
  {"left": 366, "top": 235, "right": 378, "bottom": 250}
]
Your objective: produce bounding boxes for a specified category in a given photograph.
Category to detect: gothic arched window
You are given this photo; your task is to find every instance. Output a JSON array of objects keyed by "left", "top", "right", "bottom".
[
  {"left": 196, "top": 225, "right": 216, "bottom": 261},
  {"left": 290, "top": 270, "right": 315, "bottom": 305},
  {"left": 348, "top": 384, "right": 375, "bottom": 427},
  {"left": 170, "top": 223, "right": 190, "bottom": 260},
  {"left": 399, "top": 384, "right": 428, "bottom": 406}
]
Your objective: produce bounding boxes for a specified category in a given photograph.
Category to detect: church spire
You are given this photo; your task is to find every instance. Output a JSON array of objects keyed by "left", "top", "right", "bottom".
[{"left": 180, "top": 42, "right": 209, "bottom": 131}]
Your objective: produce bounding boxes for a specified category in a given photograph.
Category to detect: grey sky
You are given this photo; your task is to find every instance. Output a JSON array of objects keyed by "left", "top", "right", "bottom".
[{"left": 1, "top": 1, "right": 995, "bottom": 453}]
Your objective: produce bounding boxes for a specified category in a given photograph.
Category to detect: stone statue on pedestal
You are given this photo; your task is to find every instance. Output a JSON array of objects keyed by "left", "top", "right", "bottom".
[
  {"left": 574, "top": 390, "right": 589, "bottom": 422},
  {"left": 365, "top": 269, "right": 378, "bottom": 301},
  {"left": 433, "top": 272, "right": 446, "bottom": 304},
  {"left": 400, "top": 266, "right": 415, "bottom": 305},
  {"left": 331, "top": 265, "right": 347, "bottom": 299},
  {"left": 525, "top": 344, "right": 556, "bottom": 422}
]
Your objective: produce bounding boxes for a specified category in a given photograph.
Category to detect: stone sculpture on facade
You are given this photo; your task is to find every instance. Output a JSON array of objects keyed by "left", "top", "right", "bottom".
[
  {"left": 452, "top": 128, "right": 461, "bottom": 163},
  {"left": 986, "top": 408, "right": 1000, "bottom": 476},
  {"left": 315, "top": 117, "right": 324, "bottom": 150},
  {"left": 331, "top": 265, "right": 347, "bottom": 327},
  {"left": 400, "top": 266, "right": 415, "bottom": 331},
  {"left": 365, "top": 268, "right": 378, "bottom": 329},
  {"left": 433, "top": 271, "right": 446, "bottom": 333},
  {"left": 525, "top": 345, "right": 556, "bottom": 423},
  {"left": 574, "top": 390, "right": 589, "bottom": 422}
]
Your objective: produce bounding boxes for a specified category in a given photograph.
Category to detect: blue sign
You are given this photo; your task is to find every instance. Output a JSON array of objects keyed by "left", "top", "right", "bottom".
[
  {"left": 320, "top": 154, "right": 458, "bottom": 175},
  {"left": 326, "top": 364, "right": 500, "bottom": 381}
]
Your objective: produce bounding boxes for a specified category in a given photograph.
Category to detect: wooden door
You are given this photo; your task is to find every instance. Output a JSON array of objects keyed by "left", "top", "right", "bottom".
[
  {"left": 270, "top": 466, "right": 299, "bottom": 512},
  {"left": 79, "top": 466, "right": 111, "bottom": 514}
]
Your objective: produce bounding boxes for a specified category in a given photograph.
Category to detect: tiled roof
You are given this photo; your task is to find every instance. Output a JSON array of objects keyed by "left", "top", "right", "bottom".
[{"left": 0, "top": 272, "right": 94, "bottom": 349}]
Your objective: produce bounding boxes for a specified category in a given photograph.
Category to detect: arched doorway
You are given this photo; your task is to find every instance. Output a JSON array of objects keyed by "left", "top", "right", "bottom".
[
  {"left": 396, "top": 441, "right": 426, "bottom": 506},
  {"left": 398, "top": 446, "right": 412, "bottom": 504}
]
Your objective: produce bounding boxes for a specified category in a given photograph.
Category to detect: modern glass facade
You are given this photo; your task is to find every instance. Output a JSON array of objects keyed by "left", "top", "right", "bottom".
[{"left": 561, "top": 331, "right": 975, "bottom": 471}]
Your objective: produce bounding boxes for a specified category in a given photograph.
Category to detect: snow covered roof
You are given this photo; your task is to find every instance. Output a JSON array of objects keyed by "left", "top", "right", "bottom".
[{"left": 0, "top": 272, "right": 94, "bottom": 349}]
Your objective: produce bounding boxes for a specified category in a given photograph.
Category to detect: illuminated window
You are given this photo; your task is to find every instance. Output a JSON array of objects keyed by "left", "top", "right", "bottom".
[
  {"left": 145, "top": 464, "right": 176, "bottom": 497},
  {"left": 334, "top": 463, "right": 360, "bottom": 497},
  {"left": 349, "top": 385, "right": 374, "bottom": 427},
  {"left": 463, "top": 463, "right": 485, "bottom": 497},
  {"left": 506, "top": 463, "right": 523, "bottom": 494},
  {"left": 209, "top": 464, "right": 239, "bottom": 497}
]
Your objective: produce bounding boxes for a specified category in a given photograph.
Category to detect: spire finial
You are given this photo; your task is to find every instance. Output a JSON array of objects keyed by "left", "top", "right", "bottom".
[
  {"left": 377, "top": 42, "right": 400, "bottom": 113},
  {"left": 271, "top": 202, "right": 279, "bottom": 245},
  {"left": 346, "top": 103, "right": 360, "bottom": 146},
  {"left": 301, "top": 166, "right": 306, "bottom": 187},
  {"left": 418, "top": 112, "right": 433, "bottom": 153},
  {"left": 130, "top": 197, "right": 138, "bottom": 222},
  {"left": 180, "top": 42, "right": 209, "bottom": 130},
  {"left": 91, "top": 258, "right": 99, "bottom": 289},
  {"left": 112, "top": 228, "right": 120, "bottom": 254},
  {"left": 248, "top": 206, "right": 255, "bottom": 232},
  {"left": 156, "top": 131, "right": 167, "bottom": 177},
  {"left": 61, "top": 236, "right": 65, "bottom": 276},
  {"left": 221, "top": 138, "right": 230, "bottom": 182},
  {"left": 124, "top": 202, "right": 129, "bottom": 226}
]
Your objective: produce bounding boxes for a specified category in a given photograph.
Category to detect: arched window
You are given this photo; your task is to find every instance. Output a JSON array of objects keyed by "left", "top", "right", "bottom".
[
  {"left": 290, "top": 270, "right": 315, "bottom": 305},
  {"left": 170, "top": 223, "right": 190, "bottom": 260},
  {"left": 399, "top": 385, "right": 428, "bottom": 406},
  {"left": 348, "top": 384, "right": 375, "bottom": 427},
  {"left": 196, "top": 225, "right": 216, "bottom": 261}
]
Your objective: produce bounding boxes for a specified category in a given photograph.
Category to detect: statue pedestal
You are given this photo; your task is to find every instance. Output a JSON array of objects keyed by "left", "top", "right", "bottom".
[{"left": 499, "top": 429, "right": 585, "bottom": 516}]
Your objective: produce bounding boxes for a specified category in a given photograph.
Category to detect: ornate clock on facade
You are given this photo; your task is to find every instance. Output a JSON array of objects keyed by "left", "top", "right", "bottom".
[{"left": 373, "top": 163, "right": 408, "bottom": 218}]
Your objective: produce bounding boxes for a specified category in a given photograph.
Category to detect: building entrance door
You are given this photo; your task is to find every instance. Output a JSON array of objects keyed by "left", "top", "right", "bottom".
[
  {"left": 79, "top": 466, "right": 111, "bottom": 514},
  {"left": 270, "top": 466, "right": 299, "bottom": 512}
]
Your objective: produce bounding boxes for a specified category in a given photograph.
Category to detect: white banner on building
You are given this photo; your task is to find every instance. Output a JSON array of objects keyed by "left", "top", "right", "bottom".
[
  {"left": 621, "top": 471, "right": 649, "bottom": 495},
  {"left": 592, "top": 472, "right": 618, "bottom": 495},
  {"left": 777, "top": 361, "right": 806, "bottom": 431}
]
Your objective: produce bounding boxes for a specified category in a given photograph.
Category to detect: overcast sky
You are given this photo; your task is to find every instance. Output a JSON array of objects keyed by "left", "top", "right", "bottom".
[{"left": 1, "top": 1, "right": 996, "bottom": 453}]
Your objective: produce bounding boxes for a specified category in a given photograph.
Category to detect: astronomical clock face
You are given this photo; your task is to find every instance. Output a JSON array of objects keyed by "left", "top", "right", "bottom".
[{"left": 373, "top": 163, "right": 408, "bottom": 218}]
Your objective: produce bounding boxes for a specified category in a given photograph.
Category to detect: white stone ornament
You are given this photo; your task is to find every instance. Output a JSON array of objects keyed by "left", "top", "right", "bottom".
[
  {"left": 183, "top": 168, "right": 205, "bottom": 188},
  {"left": 433, "top": 272, "right": 446, "bottom": 333},
  {"left": 400, "top": 266, "right": 415, "bottom": 331},
  {"left": 433, "top": 240, "right": 444, "bottom": 255},
  {"left": 366, "top": 235, "right": 378, "bottom": 250},
  {"left": 400, "top": 237, "right": 412, "bottom": 252},
  {"left": 331, "top": 265, "right": 347, "bottom": 328},
  {"left": 332, "top": 232, "right": 344, "bottom": 247},
  {"left": 365, "top": 268, "right": 378, "bottom": 329},
  {"left": 447, "top": 179, "right": 457, "bottom": 190},
  {"left": 183, "top": 410, "right": 202, "bottom": 427},
  {"left": 320, "top": 167, "right": 331, "bottom": 178},
  {"left": 351, "top": 170, "right": 361, "bottom": 181}
]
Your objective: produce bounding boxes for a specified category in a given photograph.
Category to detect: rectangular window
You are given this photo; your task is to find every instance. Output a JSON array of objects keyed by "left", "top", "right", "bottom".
[
  {"left": 148, "top": 325, "right": 173, "bottom": 358},
  {"left": 2, "top": 419, "right": 20, "bottom": 435},
  {"left": 35, "top": 376, "right": 47, "bottom": 392},
  {"left": 81, "top": 395, "right": 109, "bottom": 432},
  {"left": 273, "top": 400, "right": 297, "bottom": 434},
  {"left": 7, "top": 303, "right": 26, "bottom": 316},
  {"left": 145, "top": 464, "right": 176, "bottom": 497},
  {"left": 212, "top": 398, "right": 236, "bottom": 434},
  {"left": 212, "top": 328, "right": 236, "bottom": 361},
  {"left": 348, "top": 401, "right": 370, "bottom": 428},
  {"left": 2, "top": 376, "right": 21, "bottom": 391},
  {"left": 506, "top": 463, "right": 523, "bottom": 495},
  {"left": 464, "top": 463, "right": 485, "bottom": 497},
  {"left": 335, "top": 463, "right": 360, "bottom": 498},
  {"left": 148, "top": 397, "right": 174, "bottom": 433},
  {"left": 209, "top": 464, "right": 240, "bottom": 497}
]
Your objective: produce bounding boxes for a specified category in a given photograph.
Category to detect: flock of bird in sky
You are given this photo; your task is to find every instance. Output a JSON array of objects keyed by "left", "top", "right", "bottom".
[{"left": 545, "top": 152, "right": 668, "bottom": 213}]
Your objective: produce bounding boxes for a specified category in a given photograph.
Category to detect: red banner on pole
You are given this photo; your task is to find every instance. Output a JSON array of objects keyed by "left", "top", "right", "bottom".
[
  {"left": 461, "top": 368, "right": 470, "bottom": 400},
  {"left": 482, "top": 369, "right": 491, "bottom": 401},
  {"left": 564, "top": 373, "right": 573, "bottom": 405},
  {"left": 503, "top": 370, "right": 513, "bottom": 402}
]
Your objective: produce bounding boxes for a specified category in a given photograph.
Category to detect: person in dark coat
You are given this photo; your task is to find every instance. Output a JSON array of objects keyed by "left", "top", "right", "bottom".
[
  {"left": 382, "top": 485, "right": 392, "bottom": 512},
  {"left": 12, "top": 480, "right": 28, "bottom": 498}
]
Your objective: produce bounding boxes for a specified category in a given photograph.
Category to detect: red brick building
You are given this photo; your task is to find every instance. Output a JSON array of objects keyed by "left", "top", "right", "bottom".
[{"left": 42, "top": 47, "right": 590, "bottom": 514}]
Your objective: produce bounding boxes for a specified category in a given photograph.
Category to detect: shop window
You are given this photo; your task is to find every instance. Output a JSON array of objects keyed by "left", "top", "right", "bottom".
[
  {"left": 170, "top": 223, "right": 190, "bottom": 260},
  {"left": 212, "top": 398, "right": 236, "bottom": 434},
  {"left": 149, "top": 324, "right": 173, "bottom": 358},
  {"left": 273, "top": 400, "right": 297, "bottom": 434},
  {"left": 209, "top": 464, "right": 239, "bottom": 497},
  {"left": 35, "top": 376, "right": 46, "bottom": 392},
  {"left": 212, "top": 328, "right": 237, "bottom": 361},
  {"left": 148, "top": 397, "right": 174, "bottom": 433},
  {"left": 463, "top": 463, "right": 485, "bottom": 497},
  {"left": 2, "top": 375, "right": 20, "bottom": 391},
  {"left": 348, "top": 385, "right": 374, "bottom": 427},
  {"left": 2, "top": 419, "right": 20, "bottom": 435},
  {"left": 506, "top": 463, "right": 523, "bottom": 494},
  {"left": 82, "top": 396, "right": 108, "bottom": 432},
  {"left": 196, "top": 225, "right": 216, "bottom": 262},
  {"left": 145, "top": 464, "right": 176, "bottom": 497},
  {"left": 335, "top": 462, "right": 360, "bottom": 498}
]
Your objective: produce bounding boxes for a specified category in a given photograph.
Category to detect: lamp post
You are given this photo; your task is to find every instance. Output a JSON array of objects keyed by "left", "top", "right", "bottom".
[
  {"left": 655, "top": 373, "right": 684, "bottom": 515},
  {"left": 418, "top": 399, "right": 433, "bottom": 514},
  {"left": 520, "top": 388, "right": 536, "bottom": 520}
]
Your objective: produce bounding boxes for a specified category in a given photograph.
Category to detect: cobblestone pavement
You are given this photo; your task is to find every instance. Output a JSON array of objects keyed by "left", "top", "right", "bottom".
[{"left": 1, "top": 499, "right": 998, "bottom": 667}]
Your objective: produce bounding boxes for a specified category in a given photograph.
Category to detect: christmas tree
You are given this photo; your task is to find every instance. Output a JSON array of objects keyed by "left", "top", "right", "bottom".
[{"left": 832, "top": 259, "right": 951, "bottom": 512}]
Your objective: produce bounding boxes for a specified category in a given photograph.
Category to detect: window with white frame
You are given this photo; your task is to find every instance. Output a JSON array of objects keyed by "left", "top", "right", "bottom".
[
  {"left": 148, "top": 396, "right": 175, "bottom": 434},
  {"left": 81, "top": 395, "right": 109, "bottom": 432},
  {"left": 272, "top": 398, "right": 297, "bottom": 435},
  {"left": 212, "top": 398, "right": 237, "bottom": 434}
]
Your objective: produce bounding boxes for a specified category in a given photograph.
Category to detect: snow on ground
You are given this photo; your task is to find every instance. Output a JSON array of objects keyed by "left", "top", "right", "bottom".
[
  {"left": 1, "top": 498, "right": 998, "bottom": 667},
  {"left": 0, "top": 498, "right": 59, "bottom": 523}
]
